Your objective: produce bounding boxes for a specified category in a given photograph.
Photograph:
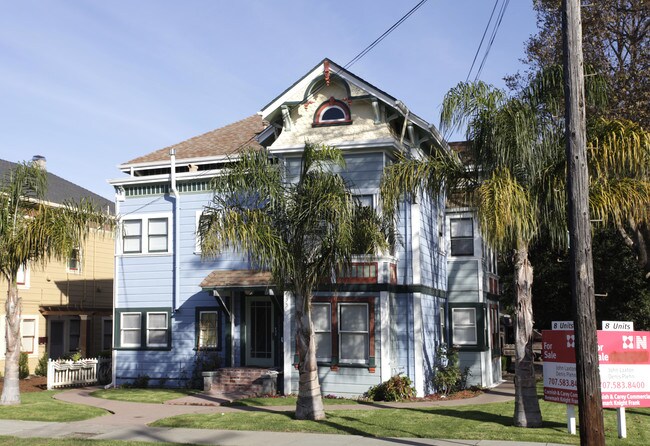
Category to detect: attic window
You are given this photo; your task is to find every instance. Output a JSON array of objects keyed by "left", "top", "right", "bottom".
[{"left": 313, "top": 97, "right": 352, "bottom": 127}]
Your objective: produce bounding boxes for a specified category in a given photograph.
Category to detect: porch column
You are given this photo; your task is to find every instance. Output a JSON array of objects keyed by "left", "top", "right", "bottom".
[
  {"left": 79, "top": 314, "right": 89, "bottom": 357},
  {"left": 283, "top": 290, "right": 293, "bottom": 395}
]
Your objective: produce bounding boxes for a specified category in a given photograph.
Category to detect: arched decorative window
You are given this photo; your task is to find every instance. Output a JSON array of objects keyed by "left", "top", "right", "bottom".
[{"left": 313, "top": 97, "right": 352, "bottom": 127}]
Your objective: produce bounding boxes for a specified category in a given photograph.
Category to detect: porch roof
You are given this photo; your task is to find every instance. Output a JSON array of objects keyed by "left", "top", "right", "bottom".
[
  {"left": 39, "top": 305, "right": 112, "bottom": 316},
  {"left": 199, "top": 269, "right": 274, "bottom": 290}
]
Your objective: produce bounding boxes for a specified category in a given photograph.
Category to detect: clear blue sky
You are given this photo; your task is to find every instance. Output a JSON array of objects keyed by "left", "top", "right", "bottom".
[{"left": 0, "top": 1, "right": 538, "bottom": 200}]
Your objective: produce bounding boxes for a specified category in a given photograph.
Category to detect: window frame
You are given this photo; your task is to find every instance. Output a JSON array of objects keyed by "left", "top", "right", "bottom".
[
  {"left": 21, "top": 318, "right": 37, "bottom": 354},
  {"left": 120, "top": 214, "right": 171, "bottom": 255},
  {"left": 338, "top": 303, "right": 370, "bottom": 365},
  {"left": 312, "top": 97, "right": 352, "bottom": 127},
  {"left": 450, "top": 217, "right": 474, "bottom": 256},
  {"left": 67, "top": 248, "right": 82, "bottom": 274},
  {"left": 17, "top": 263, "right": 30, "bottom": 289},
  {"left": 196, "top": 309, "right": 222, "bottom": 350},
  {"left": 451, "top": 307, "right": 477, "bottom": 346},
  {"left": 449, "top": 303, "right": 488, "bottom": 351},
  {"left": 146, "top": 312, "right": 169, "bottom": 348},
  {"left": 312, "top": 302, "right": 332, "bottom": 362},
  {"left": 311, "top": 296, "right": 376, "bottom": 370},
  {"left": 115, "top": 308, "right": 172, "bottom": 350}
]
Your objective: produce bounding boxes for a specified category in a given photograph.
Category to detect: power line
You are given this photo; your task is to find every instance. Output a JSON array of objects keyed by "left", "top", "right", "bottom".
[
  {"left": 465, "top": 0, "right": 500, "bottom": 82},
  {"left": 474, "top": 0, "right": 510, "bottom": 81},
  {"left": 345, "top": 0, "right": 429, "bottom": 70}
]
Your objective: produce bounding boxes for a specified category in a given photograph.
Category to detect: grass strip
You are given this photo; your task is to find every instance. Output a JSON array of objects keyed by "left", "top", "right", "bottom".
[
  {"left": 90, "top": 388, "right": 199, "bottom": 404},
  {"left": 228, "top": 396, "right": 361, "bottom": 406},
  {"left": 151, "top": 399, "right": 650, "bottom": 445},
  {"left": 0, "top": 391, "right": 107, "bottom": 422}
]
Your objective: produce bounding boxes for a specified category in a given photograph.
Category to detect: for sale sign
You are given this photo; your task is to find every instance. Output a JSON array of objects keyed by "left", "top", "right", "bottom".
[
  {"left": 542, "top": 330, "right": 650, "bottom": 408},
  {"left": 542, "top": 330, "right": 579, "bottom": 405}
]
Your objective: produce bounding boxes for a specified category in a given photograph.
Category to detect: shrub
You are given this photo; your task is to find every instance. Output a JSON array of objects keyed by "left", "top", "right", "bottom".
[
  {"left": 131, "top": 374, "right": 150, "bottom": 388},
  {"left": 433, "top": 345, "right": 471, "bottom": 396},
  {"left": 34, "top": 350, "right": 48, "bottom": 377},
  {"left": 365, "top": 374, "right": 416, "bottom": 401},
  {"left": 19, "top": 352, "right": 30, "bottom": 379}
]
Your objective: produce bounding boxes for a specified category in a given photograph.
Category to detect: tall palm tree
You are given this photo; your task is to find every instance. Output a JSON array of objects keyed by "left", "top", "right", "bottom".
[
  {"left": 198, "top": 143, "right": 386, "bottom": 421},
  {"left": 381, "top": 77, "right": 650, "bottom": 427},
  {"left": 0, "top": 162, "right": 112, "bottom": 405}
]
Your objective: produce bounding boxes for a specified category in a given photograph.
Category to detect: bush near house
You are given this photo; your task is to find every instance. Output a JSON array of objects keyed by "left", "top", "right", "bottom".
[{"left": 364, "top": 374, "right": 416, "bottom": 401}]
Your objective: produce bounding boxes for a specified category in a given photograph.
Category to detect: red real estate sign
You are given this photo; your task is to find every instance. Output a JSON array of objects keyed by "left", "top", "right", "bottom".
[{"left": 542, "top": 330, "right": 650, "bottom": 408}]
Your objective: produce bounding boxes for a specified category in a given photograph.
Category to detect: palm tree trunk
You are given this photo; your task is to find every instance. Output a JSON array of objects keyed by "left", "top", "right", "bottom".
[
  {"left": 1, "top": 281, "right": 22, "bottom": 405},
  {"left": 513, "top": 244, "right": 542, "bottom": 427},
  {"left": 294, "top": 291, "right": 325, "bottom": 420}
]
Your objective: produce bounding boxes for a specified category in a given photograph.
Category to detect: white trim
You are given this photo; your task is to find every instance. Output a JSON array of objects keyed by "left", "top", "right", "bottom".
[
  {"left": 66, "top": 248, "right": 82, "bottom": 274},
  {"left": 146, "top": 311, "right": 169, "bottom": 348},
  {"left": 283, "top": 291, "right": 293, "bottom": 395},
  {"left": 338, "top": 302, "right": 369, "bottom": 364},
  {"left": 17, "top": 263, "right": 30, "bottom": 290},
  {"left": 452, "top": 307, "right": 478, "bottom": 345},
  {"left": 411, "top": 201, "right": 421, "bottom": 284},
  {"left": 120, "top": 312, "right": 142, "bottom": 348},
  {"left": 379, "top": 291, "right": 391, "bottom": 383},
  {"left": 118, "top": 212, "right": 172, "bottom": 256},
  {"left": 412, "top": 292, "right": 424, "bottom": 397}
]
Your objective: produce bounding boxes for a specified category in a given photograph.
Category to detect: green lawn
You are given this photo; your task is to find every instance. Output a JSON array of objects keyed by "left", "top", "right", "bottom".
[
  {"left": 152, "top": 398, "right": 650, "bottom": 445},
  {"left": 0, "top": 391, "right": 107, "bottom": 422},
  {"left": 89, "top": 388, "right": 199, "bottom": 404},
  {"left": 228, "top": 395, "right": 361, "bottom": 406}
]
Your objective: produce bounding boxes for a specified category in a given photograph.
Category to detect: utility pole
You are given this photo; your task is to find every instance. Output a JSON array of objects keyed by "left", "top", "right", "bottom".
[{"left": 562, "top": 1, "right": 605, "bottom": 445}]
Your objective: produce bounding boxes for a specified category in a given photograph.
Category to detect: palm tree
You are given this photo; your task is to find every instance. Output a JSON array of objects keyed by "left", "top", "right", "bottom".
[
  {"left": 0, "top": 162, "right": 112, "bottom": 405},
  {"left": 381, "top": 77, "right": 650, "bottom": 427},
  {"left": 198, "top": 143, "right": 386, "bottom": 421}
]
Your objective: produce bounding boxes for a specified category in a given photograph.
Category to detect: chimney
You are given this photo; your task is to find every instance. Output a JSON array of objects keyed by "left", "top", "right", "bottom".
[{"left": 32, "top": 155, "right": 47, "bottom": 170}]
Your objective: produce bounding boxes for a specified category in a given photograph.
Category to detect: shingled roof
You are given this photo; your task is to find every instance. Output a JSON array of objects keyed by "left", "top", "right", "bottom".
[
  {"left": 0, "top": 159, "right": 114, "bottom": 213},
  {"left": 200, "top": 270, "right": 273, "bottom": 289},
  {"left": 124, "top": 115, "right": 268, "bottom": 165}
]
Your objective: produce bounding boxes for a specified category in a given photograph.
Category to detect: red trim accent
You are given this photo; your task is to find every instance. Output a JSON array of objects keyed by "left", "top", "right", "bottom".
[
  {"left": 337, "top": 262, "right": 378, "bottom": 284},
  {"left": 324, "top": 60, "right": 331, "bottom": 86}
]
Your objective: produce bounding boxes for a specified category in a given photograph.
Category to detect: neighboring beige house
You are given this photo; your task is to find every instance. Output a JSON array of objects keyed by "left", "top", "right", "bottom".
[{"left": 0, "top": 157, "right": 114, "bottom": 373}]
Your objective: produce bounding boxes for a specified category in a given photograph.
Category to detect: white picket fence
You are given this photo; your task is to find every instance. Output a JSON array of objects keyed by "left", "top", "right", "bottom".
[{"left": 46, "top": 357, "right": 111, "bottom": 390}]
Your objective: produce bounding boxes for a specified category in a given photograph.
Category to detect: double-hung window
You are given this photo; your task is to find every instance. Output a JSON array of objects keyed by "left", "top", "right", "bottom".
[
  {"left": 122, "top": 215, "right": 170, "bottom": 254},
  {"left": 452, "top": 308, "right": 477, "bottom": 345},
  {"left": 120, "top": 313, "right": 142, "bottom": 347},
  {"left": 148, "top": 219, "right": 168, "bottom": 252},
  {"left": 339, "top": 303, "right": 369, "bottom": 364},
  {"left": 21, "top": 319, "right": 36, "bottom": 353},
  {"left": 310, "top": 298, "right": 375, "bottom": 369},
  {"left": 312, "top": 303, "right": 332, "bottom": 362},
  {"left": 450, "top": 218, "right": 474, "bottom": 256},
  {"left": 123, "top": 220, "right": 143, "bottom": 253},
  {"left": 147, "top": 312, "right": 168, "bottom": 347},
  {"left": 117, "top": 309, "right": 171, "bottom": 349}
]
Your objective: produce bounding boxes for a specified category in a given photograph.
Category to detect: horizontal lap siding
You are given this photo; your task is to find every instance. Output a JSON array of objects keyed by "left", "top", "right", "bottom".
[
  {"left": 447, "top": 259, "right": 479, "bottom": 303},
  {"left": 418, "top": 191, "right": 445, "bottom": 290},
  {"left": 284, "top": 153, "right": 384, "bottom": 190}
]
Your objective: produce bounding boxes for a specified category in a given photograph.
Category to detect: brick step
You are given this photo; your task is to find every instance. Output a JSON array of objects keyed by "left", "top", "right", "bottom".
[{"left": 203, "top": 367, "right": 279, "bottom": 398}]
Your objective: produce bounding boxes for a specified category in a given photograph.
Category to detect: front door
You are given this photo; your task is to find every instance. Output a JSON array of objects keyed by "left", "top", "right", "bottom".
[{"left": 245, "top": 296, "right": 274, "bottom": 367}]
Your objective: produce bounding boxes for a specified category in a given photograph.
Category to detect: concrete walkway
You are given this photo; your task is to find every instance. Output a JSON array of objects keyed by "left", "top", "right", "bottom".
[{"left": 0, "top": 381, "right": 567, "bottom": 445}]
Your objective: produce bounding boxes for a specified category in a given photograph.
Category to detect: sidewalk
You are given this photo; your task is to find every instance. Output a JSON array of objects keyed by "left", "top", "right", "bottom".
[{"left": 0, "top": 381, "right": 567, "bottom": 446}]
